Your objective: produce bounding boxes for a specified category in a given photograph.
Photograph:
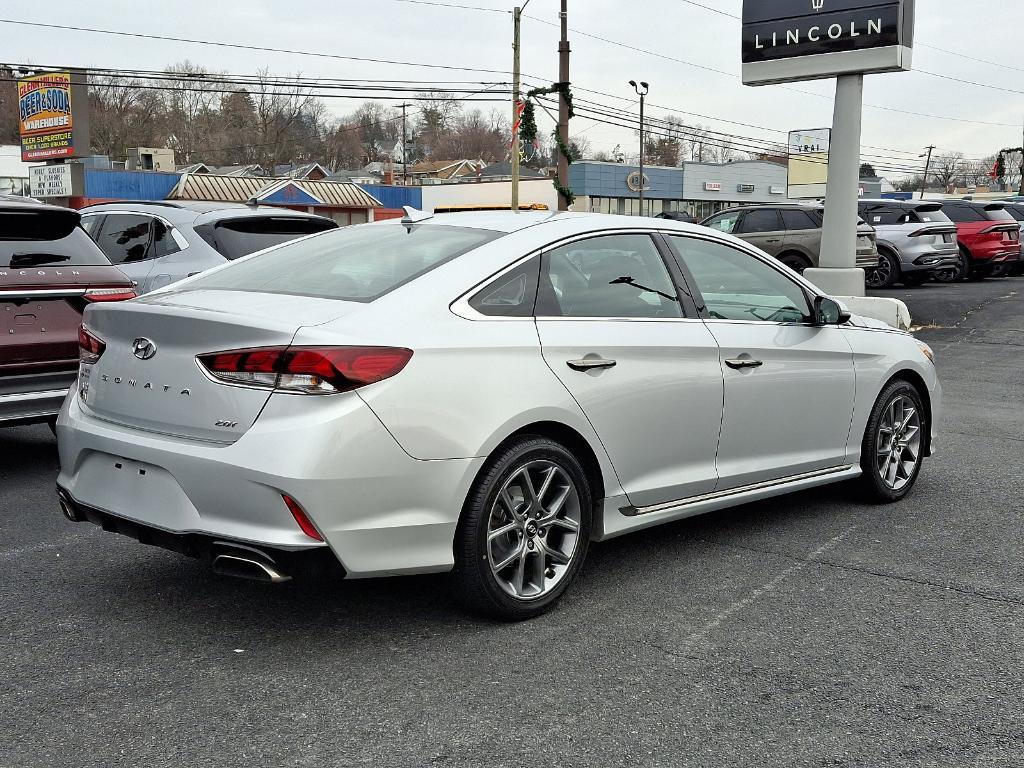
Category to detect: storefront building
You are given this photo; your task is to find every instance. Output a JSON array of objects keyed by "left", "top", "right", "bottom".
[{"left": 569, "top": 160, "right": 791, "bottom": 220}]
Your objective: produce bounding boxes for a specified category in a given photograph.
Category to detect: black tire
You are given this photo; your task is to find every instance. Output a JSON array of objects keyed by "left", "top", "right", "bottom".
[
  {"left": 858, "top": 380, "right": 927, "bottom": 503},
  {"left": 867, "top": 249, "right": 900, "bottom": 289},
  {"left": 453, "top": 436, "right": 593, "bottom": 621},
  {"left": 778, "top": 252, "right": 812, "bottom": 275}
]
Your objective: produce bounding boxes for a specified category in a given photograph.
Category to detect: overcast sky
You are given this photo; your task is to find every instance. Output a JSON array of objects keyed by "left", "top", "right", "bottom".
[{"left": 4, "top": 0, "right": 1022, "bottom": 175}]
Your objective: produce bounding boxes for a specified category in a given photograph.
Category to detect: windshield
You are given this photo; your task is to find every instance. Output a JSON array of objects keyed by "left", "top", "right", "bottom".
[
  {"left": 0, "top": 210, "right": 112, "bottom": 267},
  {"left": 184, "top": 223, "right": 503, "bottom": 302}
]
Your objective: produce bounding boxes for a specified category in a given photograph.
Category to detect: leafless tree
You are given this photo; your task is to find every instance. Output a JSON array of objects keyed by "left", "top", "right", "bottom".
[{"left": 929, "top": 152, "right": 966, "bottom": 191}]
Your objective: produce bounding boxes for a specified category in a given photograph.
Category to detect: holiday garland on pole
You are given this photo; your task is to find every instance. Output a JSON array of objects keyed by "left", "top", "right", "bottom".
[
  {"left": 995, "top": 147, "right": 1024, "bottom": 194},
  {"left": 522, "top": 82, "right": 576, "bottom": 205}
]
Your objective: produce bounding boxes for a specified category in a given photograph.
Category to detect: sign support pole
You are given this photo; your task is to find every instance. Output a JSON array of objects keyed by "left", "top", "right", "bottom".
[{"left": 804, "top": 73, "right": 866, "bottom": 297}]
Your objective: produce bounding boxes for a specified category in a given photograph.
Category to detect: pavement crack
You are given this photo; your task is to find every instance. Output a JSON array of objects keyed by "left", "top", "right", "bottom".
[{"left": 699, "top": 537, "right": 1024, "bottom": 608}]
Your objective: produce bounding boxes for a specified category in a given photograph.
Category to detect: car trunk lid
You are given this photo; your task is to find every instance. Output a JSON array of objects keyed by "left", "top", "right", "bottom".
[{"left": 80, "top": 289, "right": 358, "bottom": 442}]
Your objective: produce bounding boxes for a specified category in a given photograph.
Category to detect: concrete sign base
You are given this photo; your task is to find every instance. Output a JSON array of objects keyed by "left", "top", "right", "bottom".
[{"left": 804, "top": 267, "right": 867, "bottom": 298}]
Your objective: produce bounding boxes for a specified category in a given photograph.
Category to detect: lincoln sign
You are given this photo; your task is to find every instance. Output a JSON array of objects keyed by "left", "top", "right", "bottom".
[{"left": 742, "top": 0, "right": 915, "bottom": 86}]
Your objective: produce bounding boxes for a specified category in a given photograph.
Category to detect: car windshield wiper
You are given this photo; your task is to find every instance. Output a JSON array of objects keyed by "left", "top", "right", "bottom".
[
  {"left": 10, "top": 252, "right": 72, "bottom": 267},
  {"left": 608, "top": 275, "right": 677, "bottom": 302}
]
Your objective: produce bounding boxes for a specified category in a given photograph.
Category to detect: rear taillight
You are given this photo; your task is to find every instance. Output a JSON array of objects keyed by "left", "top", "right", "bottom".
[
  {"left": 78, "top": 324, "right": 105, "bottom": 364},
  {"left": 909, "top": 227, "right": 951, "bottom": 238},
  {"left": 282, "top": 494, "right": 324, "bottom": 541},
  {"left": 197, "top": 346, "right": 414, "bottom": 394},
  {"left": 84, "top": 288, "right": 137, "bottom": 302},
  {"left": 979, "top": 224, "right": 1020, "bottom": 235}
]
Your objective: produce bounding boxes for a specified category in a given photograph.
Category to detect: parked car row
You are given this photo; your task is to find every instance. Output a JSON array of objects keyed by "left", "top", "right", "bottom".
[
  {"left": 1, "top": 199, "right": 337, "bottom": 429},
  {"left": 698, "top": 200, "right": 1024, "bottom": 288}
]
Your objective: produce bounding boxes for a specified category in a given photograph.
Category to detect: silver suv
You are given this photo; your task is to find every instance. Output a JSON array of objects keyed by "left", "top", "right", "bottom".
[
  {"left": 858, "top": 200, "right": 959, "bottom": 288},
  {"left": 700, "top": 204, "right": 879, "bottom": 275},
  {"left": 79, "top": 202, "right": 338, "bottom": 294}
]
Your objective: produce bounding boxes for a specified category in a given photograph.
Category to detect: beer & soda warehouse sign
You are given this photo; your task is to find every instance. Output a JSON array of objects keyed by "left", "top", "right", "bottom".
[{"left": 742, "top": 0, "right": 915, "bottom": 86}]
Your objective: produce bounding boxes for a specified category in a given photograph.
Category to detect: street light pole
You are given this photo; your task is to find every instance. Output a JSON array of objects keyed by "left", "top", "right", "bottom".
[{"left": 629, "top": 80, "right": 649, "bottom": 216}]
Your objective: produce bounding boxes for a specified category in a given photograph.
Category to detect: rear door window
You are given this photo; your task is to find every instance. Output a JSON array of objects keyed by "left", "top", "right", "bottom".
[
  {"left": 202, "top": 216, "right": 338, "bottom": 260},
  {"left": 0, "top": 208, "right": 111, "bottom": 267},
  {"left": 943, "top": 205, "right": 986, "bottom": 223},
  {"left": 94, "top": 214, "right": 155, "bottom": 264},
  {"left": 737, "top": 209, "right": 783, "bottom": 234},
  {"left": 184, "top": 223, "right": 502, "bottom": 302}
]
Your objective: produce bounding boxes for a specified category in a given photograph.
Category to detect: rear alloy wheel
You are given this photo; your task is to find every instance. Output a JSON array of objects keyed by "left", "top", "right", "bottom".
[
  {"left": 454, "top": 437, "right": 592, "bottom": 620},
  {"left": 859, "top": 380, "right": 927, "bottom": 503},
  {"left": 867, "top": 249, "right": 899, "bottom": 289},
  {"left": 778, "top": 253, "right": 811, "bottom": 275}
]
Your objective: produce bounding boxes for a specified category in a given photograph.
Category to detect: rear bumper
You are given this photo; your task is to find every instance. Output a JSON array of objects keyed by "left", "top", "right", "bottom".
[
  {"left": 56, "top": 390, "right": 483, "bottom": 578},
  {"left": 0, "top": 369, "right": 74, "bottom": 425}
]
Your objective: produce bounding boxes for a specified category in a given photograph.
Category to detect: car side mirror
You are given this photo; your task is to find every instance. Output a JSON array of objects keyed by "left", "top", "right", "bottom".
[{"left": 814, "top": 296, "right": 852, "bottom": 325}]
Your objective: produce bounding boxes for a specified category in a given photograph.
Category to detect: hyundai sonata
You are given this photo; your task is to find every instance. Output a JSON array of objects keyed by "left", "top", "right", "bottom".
[{"left": 56, "top": 210, "right": 940, "bottom": 620}]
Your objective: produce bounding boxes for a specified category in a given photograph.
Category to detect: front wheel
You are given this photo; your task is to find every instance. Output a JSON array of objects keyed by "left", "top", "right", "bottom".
[
  {"left": 778, "top": 253, "right": 812, "bottom": 275},
  {"left": 453, "top": 436, "right": 593, "bottom": 620},
  {"left": 859, "top": 380, "right": 927, "bottom": 503}
]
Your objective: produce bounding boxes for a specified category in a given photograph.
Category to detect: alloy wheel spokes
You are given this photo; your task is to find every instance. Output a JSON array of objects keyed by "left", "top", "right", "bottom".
[
  {"left": 486, "top": 460, "right": 582, "bottom": 601},
  {"left": 875, "top": 395, "right": 923, "bottom": 491}
]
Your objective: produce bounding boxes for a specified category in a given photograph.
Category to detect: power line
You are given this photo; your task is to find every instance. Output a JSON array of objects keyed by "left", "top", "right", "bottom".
[
  {"left": 386, "top": 0, "right": 510, "bottom": 13},
  {"left": 0, "top": 18, "right": 515, "bottom": 76}
]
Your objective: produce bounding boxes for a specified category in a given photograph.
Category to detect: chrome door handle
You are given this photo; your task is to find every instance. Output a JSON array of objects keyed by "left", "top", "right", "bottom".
[
  {"left": 567, "top": 358, "right": 617, "bottom": 372},
  {"left": 725, "top": 358, "right": 763, "bottom": 370}
]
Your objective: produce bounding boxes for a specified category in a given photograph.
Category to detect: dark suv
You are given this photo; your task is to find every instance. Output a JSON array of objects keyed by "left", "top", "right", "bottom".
[
  {"left": 700, "top": 204, "right": 879, "bottom": 275},
  {"left": 1, "top": 199, "right": 135, "bottom": 428},
  {"left": 938, "top": 200, "right": 1020, "bottom": 281}
]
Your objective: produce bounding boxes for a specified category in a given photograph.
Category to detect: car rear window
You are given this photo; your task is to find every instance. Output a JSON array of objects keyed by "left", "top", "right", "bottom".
[
  {"left": 983, "top": 206, "right": 1015, "bottom": 222},
  {"left": 0, "top": 209, "right": 112, "bottom": 267},
  {"left": 1002, "top": 205, "right": 1024, "bottom": 222},
  {"left": 183, "top": 223, "right": 503, "bottom": 302},
  {"left": 196, "top": 216, "right": 338, "bottom": 260},
  {"left": 943, "top": 205, "right": 986, "bottom": 223},
  {"left": 912, "top": 207, "right": 953, "bottom": 224}
]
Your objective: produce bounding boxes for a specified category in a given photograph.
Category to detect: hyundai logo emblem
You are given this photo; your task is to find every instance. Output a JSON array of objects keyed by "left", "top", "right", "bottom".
[{"left": 132, "top": 337, "right": 158, "bottom": 360}]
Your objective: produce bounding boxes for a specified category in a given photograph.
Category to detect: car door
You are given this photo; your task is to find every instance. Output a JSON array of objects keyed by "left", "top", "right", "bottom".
[
  {"left": 780, "top": 207, "right": 822, "bottom": 267},
  {"left": 90, "top": 213, "right": 158, "bottom": 289},
  {"left": 534, "top": 232, "right": 724, "bottom": 509},
  {"left": 664, "top": 233, "right": 856, "bottom": 489},
  {"left": 735, "top": 208, "right": 786, "bottom": 257}
]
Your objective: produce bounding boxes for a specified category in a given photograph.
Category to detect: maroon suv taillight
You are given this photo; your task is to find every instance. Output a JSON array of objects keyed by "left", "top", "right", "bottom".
[
  {"left": 197, "top": 346, "right": 414, "bottom": 394},
  {"left": 78, "top": 324, "right": 106, "bottom": 364},
  {"left": 83, "top": 287, "right": 137, "bottom": 302}
]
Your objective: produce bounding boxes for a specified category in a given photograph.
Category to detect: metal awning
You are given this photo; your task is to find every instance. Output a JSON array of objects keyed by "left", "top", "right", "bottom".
[{"left": 168, "top": 173, "right": 382, "bottom": 208}]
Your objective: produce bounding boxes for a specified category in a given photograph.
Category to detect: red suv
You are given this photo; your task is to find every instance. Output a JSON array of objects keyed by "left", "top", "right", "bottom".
[
  {"left": 938, "top": 200, "right": 1021, "bottom": 281},
  {"left": 1, "top": 198, "right": 135, "bottom": 428}
]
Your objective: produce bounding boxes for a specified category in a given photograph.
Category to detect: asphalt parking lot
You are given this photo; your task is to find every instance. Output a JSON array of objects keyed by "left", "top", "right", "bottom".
[{"left": 2, "top": 278, "right": 1022, "bottom": 768}]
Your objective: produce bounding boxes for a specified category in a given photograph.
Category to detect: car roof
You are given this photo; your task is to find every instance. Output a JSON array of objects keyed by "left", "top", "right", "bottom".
[
  {"left": 79, "top": 200, "right": 334, "bottom": 226},
  {"left": 710, "top": 204, "right": 823, "bottom": 215}
]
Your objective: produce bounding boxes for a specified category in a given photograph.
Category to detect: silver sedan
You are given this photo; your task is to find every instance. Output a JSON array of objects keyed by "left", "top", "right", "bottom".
[{"left": 56, "top": 210, "right": 941, "bottom": 620}]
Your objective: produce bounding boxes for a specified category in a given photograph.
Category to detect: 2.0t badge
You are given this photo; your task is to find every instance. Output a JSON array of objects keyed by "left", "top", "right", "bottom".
[{"left": 132, "top": 337, "right": 158, "bottom": 360}]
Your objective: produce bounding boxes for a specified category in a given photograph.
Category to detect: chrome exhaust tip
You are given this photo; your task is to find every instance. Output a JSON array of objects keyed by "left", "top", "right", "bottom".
[{"left": 212, "top": 551, "right": 291, "bottom": 584}]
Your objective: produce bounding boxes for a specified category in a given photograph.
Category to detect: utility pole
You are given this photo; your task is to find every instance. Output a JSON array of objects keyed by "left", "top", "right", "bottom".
[
  {"left": 401, "top": 103, "right": 411, "bottom": 187},
  {"left": 557, "top": 0, "right": 571, "bottom": 211},
  {"left": 511, "top": 1, "right": 530, "bottom": 212},
  {"left": 919, "top": 144, "right": 935, "bottom": 200},
  {"left": 629, "top": 80, "right": 649, "bottom": 215}
]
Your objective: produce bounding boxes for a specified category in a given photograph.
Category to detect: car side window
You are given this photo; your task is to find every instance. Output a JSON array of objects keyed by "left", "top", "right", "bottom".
[
  {"left": 468, "top": 256, "right": 540, "bottom": 317},
  {"left": 737, "top": 209, "right": 783, "bottom": 234},
  {"left": 94, "top": 214, "right": 155, "bottom": 264},
  {"left": 666, "top": 236, "right": 810, "bottom": 324},
  {"left": 704, "top": 211, "right": 740, "bottom": 234},
  {"left": 80, "top": 214, "right": 104, "bottom": 238},
  {"left": 781, "top": 209, "right": 819, "bottom": 230},
  {"left": 537, "top": 234, "right": 683, "bottom": 319}
]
